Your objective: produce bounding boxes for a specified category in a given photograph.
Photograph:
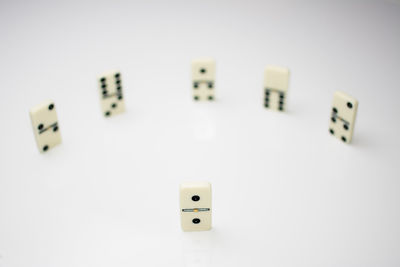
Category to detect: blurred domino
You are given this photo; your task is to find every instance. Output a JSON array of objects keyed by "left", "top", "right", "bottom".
[
  {"left": 180, "top": 182, "right": 212, "bottom": 231},
  {"left": 329, "top": 91, "right": 358, "bottom": 143},
  {"left": 263, "top": 65, "right": 290, "bottom": 111},
  {"left": 191, "top": 58, "right": 215, "bottom": 101},
  {"left": 97, "top": 70, "right": 125, "bottom": 117},
  {"left": 29, "top": 100, "right": 61, "bottom": 153}
]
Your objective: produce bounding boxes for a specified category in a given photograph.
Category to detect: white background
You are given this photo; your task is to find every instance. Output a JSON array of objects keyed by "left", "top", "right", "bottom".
[{"left": 0, "top": 0, "right": 400, "bottom": 266}]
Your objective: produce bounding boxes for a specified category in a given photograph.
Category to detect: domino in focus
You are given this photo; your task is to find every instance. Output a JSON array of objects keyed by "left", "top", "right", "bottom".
[
  {"left": 191, "top": 58, "right": 215, "bottom": 101},
  {"left": 29, "top": 100, "right": 61, "bottom": 153},
  {"left": 329, "top": 91, "right": 358, "bottom": 143},
  {"left": 263, "top": 65, "right": 290, "bottom": 111},
  {"left": 180, "top": 182, "right": 212, "bottom": 231},
  {"left": 97, "top": 70, "right": 125, "bottom": 117}
]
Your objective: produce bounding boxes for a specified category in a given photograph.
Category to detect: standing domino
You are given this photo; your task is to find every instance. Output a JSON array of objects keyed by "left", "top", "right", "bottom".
[
  {"left": 29, "top": 100, "right": 61, "bottom": 153},
  {"left": 263, "top": 65, "right": 290, "bottom": 111},
  {"left": 180, "top": 182, "right": 212, "bottom": 231},
  {"left": 97, "top": 70, "right": 125, "bottom": 117},
  {"left": 329, "top": 91, "right": 358, "bottom": 143},
  {"left": 191, "top": 58, "right": 215, "bottom": 101}
]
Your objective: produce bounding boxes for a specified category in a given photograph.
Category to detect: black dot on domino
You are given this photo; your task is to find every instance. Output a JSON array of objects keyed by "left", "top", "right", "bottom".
[
  {"left": 105, "top": 111, "right": 111, "bottom": 116},
  {"left": 194, "top": 83, "right": 199, "bottom": 89},
  {"left": 332, "top": 107, "right": 338, "bottom": 113},
  {"left": 115, "top": 73, "right": 120, "bottom": 78},
  {"left": 208, "top": 83, "right": 213, "bottom": 89},
  {"left": 100, "top": 77, "right": 106, "bottom": 82},
  {"left": 200, "top": 68, "right": 206, "bottom": 74},
  {"left": 208, "top": 96, "right": 214, "bottom": 101},
  {"left": 111, "top": 103, "right": 117, "bottom": 109},
  {"left": 53, "top": 126, "right": 58, "bottom": 132},
  {"left": 192, "top": 218, "right": 201, "bottom": 224},
  {"left": 331, "top": 117, "right": 336, "bottom": 123},
  {"left": 194, "top": 96, "right": 199, "bottom": 101},
  {"left": 343, "top": 124, "right": 349, "bottom": 130},
  {"left": 329, "top": 129, "right": 334, "bottom": 135},
  {"left": 118, "top": 95, "right": 123, "bottom": 100},
  {"left": 347, "top": 102, "right": 353, "bottom": 109},
  {"left": 48, "top": 104, "right": 54, "bottom": 110},
  {"left": 43, "top": 145, "right": 49, "bottom": 152},
  {"left": 341, "top": 136, "right": 347, "bottom": 142},
  {"left": 192, "top": 195, "right": 200, "bottom": 201},
  {"left": 38, "top": 124, "right": 44, "bottom": 130}
]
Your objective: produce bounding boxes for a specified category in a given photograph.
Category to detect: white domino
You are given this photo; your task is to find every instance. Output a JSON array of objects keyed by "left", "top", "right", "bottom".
[
  {"left": 191, "top": 58, "right": 215, "bottom": 101},
  {"left": 329, "top": 91, "right": 358, "bottom": 143},
  {"left": 97, "top": 70, "right": 125, "bottom": 117},
  {"left": 263, "top": 65, "right": 290, "bottom": 111},
  {"left": 29, "top": 100, "right": 61, "bottom": 153},
  {"left": 180, "top": 182, "right": 212, "bottom": 231}
]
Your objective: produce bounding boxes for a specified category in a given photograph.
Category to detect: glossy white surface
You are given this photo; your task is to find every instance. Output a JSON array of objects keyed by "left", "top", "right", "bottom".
[{"left": 0, "top": 0, "right": 400, "bottom": 266}]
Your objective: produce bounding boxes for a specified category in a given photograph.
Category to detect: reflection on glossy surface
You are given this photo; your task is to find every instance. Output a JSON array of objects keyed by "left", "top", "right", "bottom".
[
  {"left": 182, "top": 232, "right": 213, "bottom": 267},
  {"left": 192, "top": 106, "right": 217, "bottom": 141},
  {"left": 0, "top": 251, "right": 5, "bottom": 267}
]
